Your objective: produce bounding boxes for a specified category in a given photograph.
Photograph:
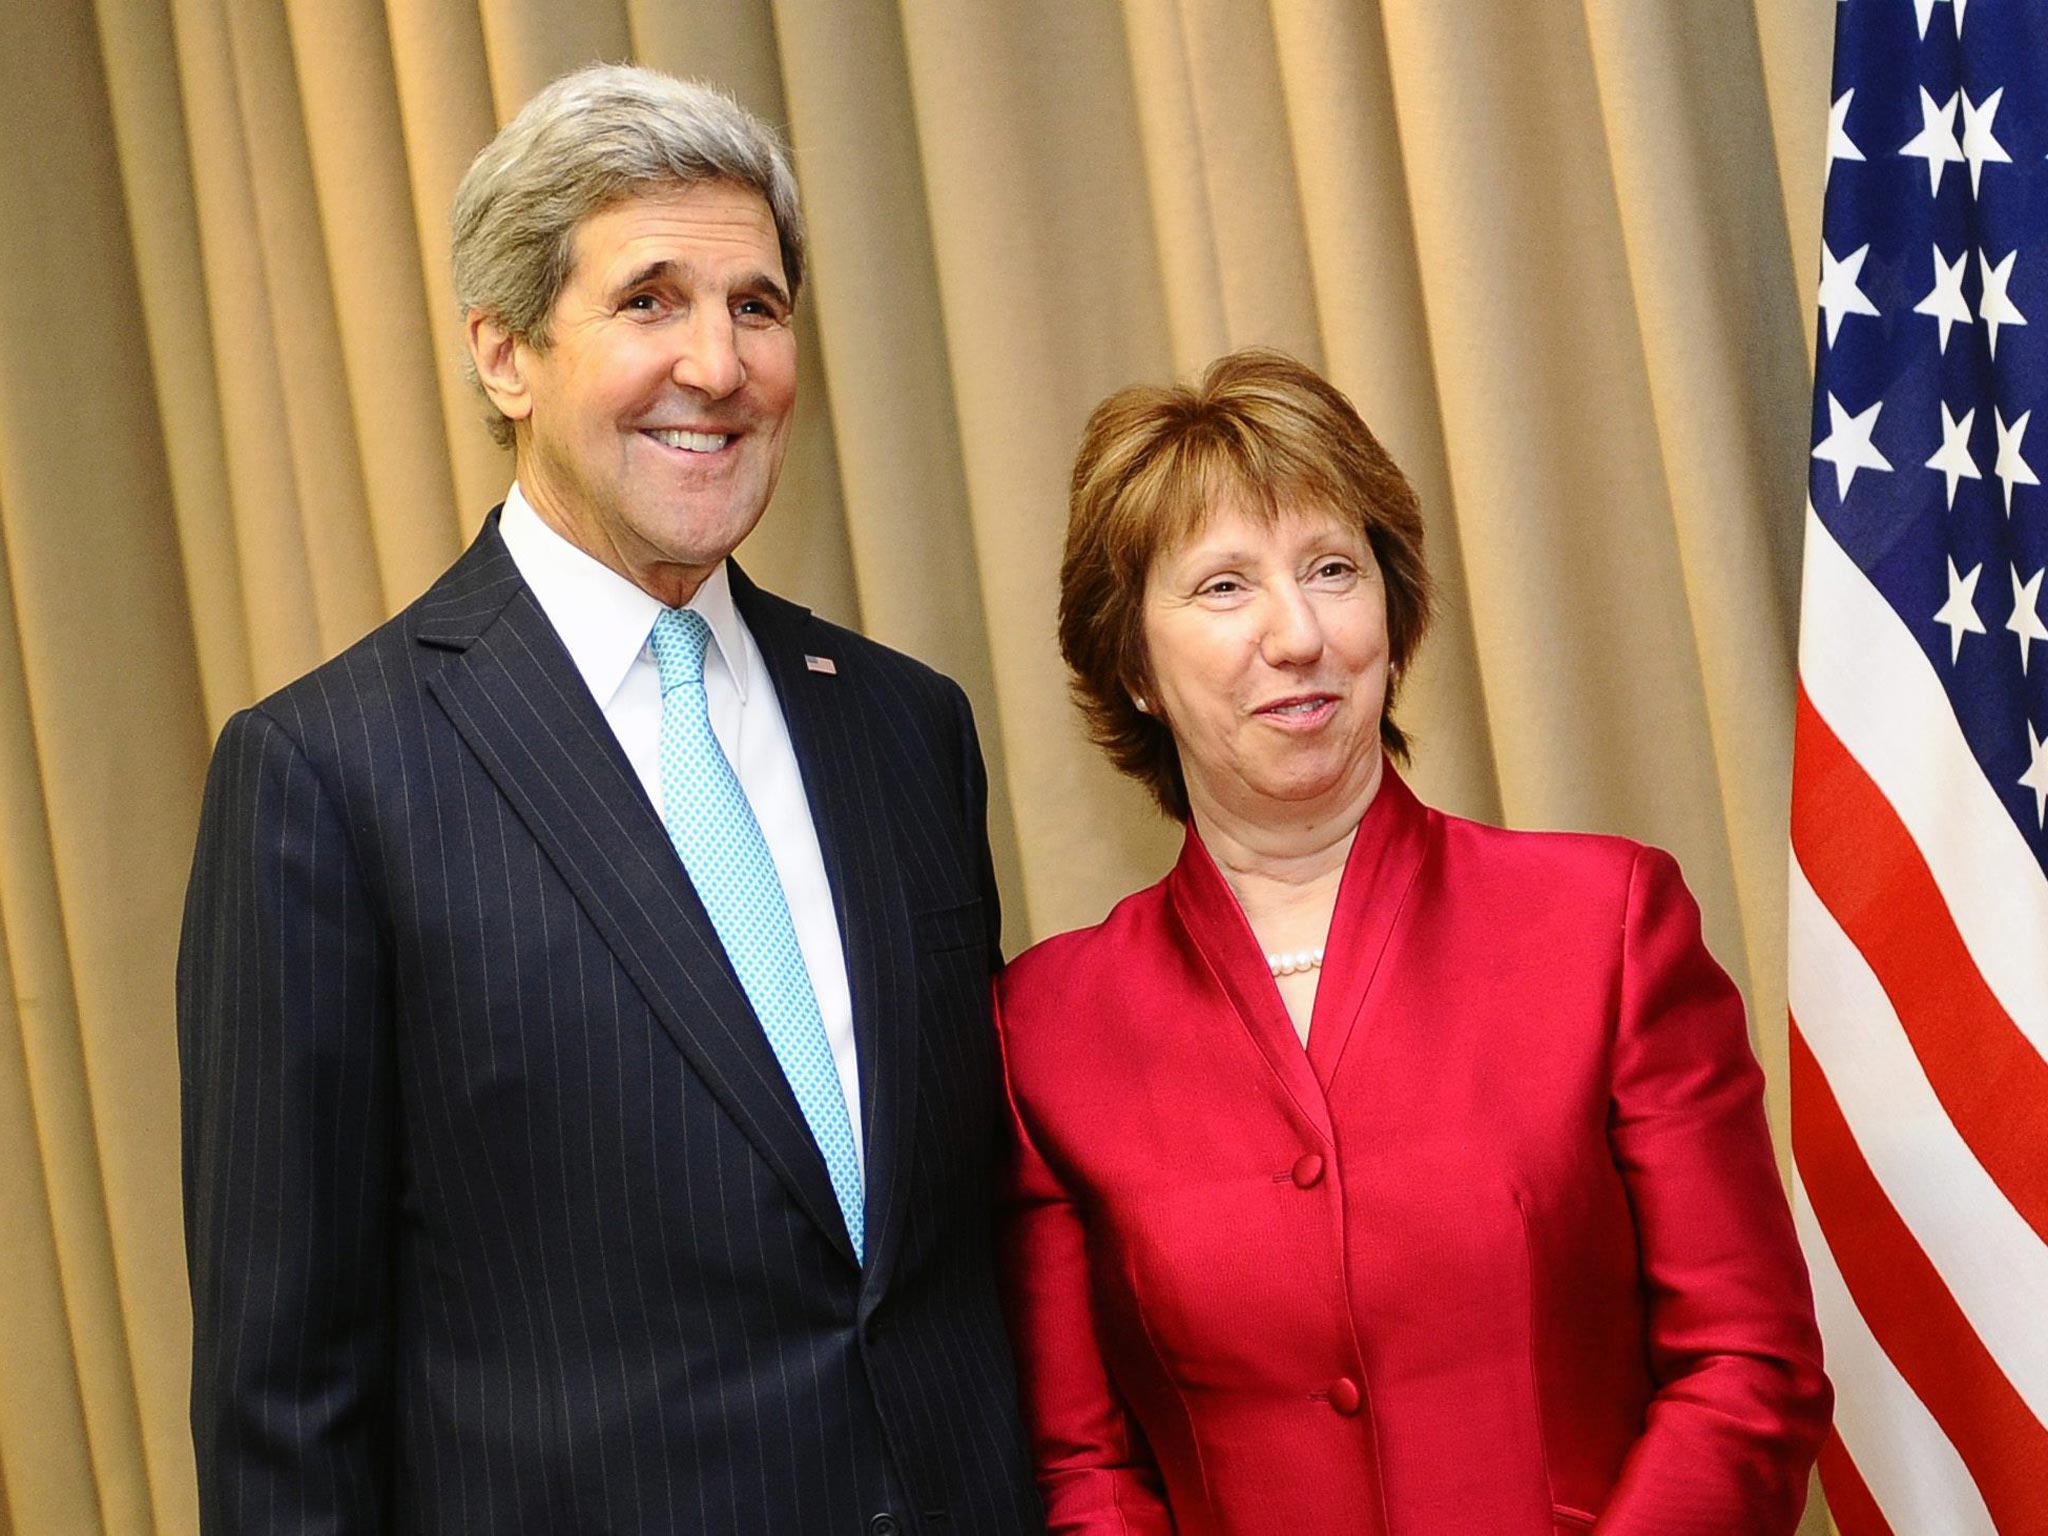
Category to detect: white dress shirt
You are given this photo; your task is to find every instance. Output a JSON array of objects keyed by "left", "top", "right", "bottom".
[{"left": 498, "top": 484, "right": 864, "bottom": 1175}]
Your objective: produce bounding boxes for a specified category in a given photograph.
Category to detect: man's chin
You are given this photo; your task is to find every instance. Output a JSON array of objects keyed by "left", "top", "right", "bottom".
[{"left": 628, "top": 502, "right": 770, "bottom": 571}]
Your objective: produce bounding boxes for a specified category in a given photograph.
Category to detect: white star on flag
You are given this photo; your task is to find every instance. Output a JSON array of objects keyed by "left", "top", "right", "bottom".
[
  {"left": 1960, "top": 88, "right": 2011, "bottom": 195},
  {"left": 1926, "top": 403, "right": 1981, "bottom": 508},
  {"left": 1933, "top": 557, "right": 1987, "bottom": 663},
  {"left": 1812, "top": 394, "right": 1893, "bottom": 499},
  {"left": 1914, "top": 245, "right": 1972, "bottom": 353},
  {"left": 1900, "top": 88, "right": 1965, "bottom": 196},
  {"left": 1978, "top": 249, "right": 2028, "bottom": 358},
  {"left": 1827, "top": 91, "right": 1864, "bottom": 188},
  {"left": 1819, "top": 242, "right": 1881, "bottom": 346},
  {"left": 2008, "top": 565, "right": 2048, "bottom": 674},
  {"left": 1995, "top": 408, "right": 2040, "bottom": 516},
  {"left": 1910, "top": 0, "right": 1971, "bottom": 36},
  {"left": 2023, "top": 724, "right": 2048, "bottom": 828}
]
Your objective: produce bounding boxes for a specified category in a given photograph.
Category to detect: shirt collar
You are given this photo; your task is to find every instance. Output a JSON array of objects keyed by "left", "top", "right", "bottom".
[{"left": 497, "top": 482, "right": 751, "bottom": 708}]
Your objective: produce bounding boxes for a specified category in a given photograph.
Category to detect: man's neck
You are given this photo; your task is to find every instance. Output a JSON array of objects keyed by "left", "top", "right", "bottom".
[{"left": 516, "top": 471, "right": 716, "bottom": 609}]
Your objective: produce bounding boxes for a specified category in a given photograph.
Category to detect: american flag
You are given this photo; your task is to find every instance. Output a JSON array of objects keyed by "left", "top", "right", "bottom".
[{"left": 1791, "top": 2, "right": 2048, "bottom": 1531}]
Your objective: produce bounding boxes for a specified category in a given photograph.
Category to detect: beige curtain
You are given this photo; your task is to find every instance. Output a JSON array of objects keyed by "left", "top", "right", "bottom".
[{"left": 0, "top": 1, "right": 1836, "bottom": 1529}]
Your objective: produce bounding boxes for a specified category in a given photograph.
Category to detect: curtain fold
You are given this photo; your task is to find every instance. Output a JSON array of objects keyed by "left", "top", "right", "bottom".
[
  {"left": 283, "top": 0, "right": 467, "bottom": 613},
  {"left": 897, "top": 3, "right": 1190, "bottom": 937},
  {"left": 384, "top": 0, "right": 507, "bottom": 529},
  {"left": 1266, "top": 0, "right": 1501, "bottom": 826},
  {"left": 770, "top": 0, "right": 1029, "bottom": 921},
  {"left": 0, "top": 2, "right": 1834, "bottom": 1529},
  {"left": 1, "top": 0, "right": 210, "bottom": 1527},
  {"left": 1580, "top": 0, "right": 1809, "bottom": 1151},
  {"left": 98, "top": 0, "right": 253, "bottom": 727}
]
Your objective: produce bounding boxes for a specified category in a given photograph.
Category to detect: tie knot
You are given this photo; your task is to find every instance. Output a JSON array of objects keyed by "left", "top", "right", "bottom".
[{"left": 649, "top": 607, "right": 712, "bottom": 691}]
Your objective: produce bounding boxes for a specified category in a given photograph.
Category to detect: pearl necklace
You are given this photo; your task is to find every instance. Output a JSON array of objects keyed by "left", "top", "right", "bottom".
[{"left": 1266, "top": 946, "right": 1325, "bottom": 978}]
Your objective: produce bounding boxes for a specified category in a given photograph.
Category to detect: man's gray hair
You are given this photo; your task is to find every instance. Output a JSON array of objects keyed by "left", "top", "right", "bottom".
[{"left": 451, "top": 63, "right": 805, "bottom": 446}]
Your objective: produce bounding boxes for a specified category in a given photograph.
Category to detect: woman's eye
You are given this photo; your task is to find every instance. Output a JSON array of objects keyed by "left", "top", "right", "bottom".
[{"left": 1198, "top": 579, "right": 1242, "bottom": 597}]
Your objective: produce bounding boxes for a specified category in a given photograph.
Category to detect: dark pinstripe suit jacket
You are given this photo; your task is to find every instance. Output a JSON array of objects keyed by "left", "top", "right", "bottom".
[{"left": 178, "top": 515, "right": 1045, "bottom": 1535}]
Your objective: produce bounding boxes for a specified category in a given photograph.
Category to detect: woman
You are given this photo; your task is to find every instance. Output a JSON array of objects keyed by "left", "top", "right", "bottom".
[{"left": 995, "top": 349, "right": 1829, "bottom": 1535}]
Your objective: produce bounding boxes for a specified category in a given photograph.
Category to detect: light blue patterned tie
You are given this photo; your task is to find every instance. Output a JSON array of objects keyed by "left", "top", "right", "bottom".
[{"left": 649, "top": 608, "right": 864, "bottom": 1261}]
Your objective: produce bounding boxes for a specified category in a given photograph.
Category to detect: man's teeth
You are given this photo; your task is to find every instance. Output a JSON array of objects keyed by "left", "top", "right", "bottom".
[
  {"left": 649, "top": 429, "right": 730, "bottom": 452},
  {"left": 1271, "top": 700, "right": 1322, "bottom": 715}
]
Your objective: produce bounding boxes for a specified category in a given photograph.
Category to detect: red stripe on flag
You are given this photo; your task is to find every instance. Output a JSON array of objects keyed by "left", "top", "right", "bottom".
[
  {"left": 1815, "top": 1426, "right": 1894, "bottom": 1536},
  {"left": 1791, "top": 1018, "right": 2048, "bottom": 1526},
  {"left": 1792, "top": 687, "right": 2048, "bottom": 1246}
]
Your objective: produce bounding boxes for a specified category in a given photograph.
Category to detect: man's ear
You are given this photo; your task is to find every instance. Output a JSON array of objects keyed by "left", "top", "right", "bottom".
[{"left": 467, "top": 309, "right": 533, "bottom": 425}]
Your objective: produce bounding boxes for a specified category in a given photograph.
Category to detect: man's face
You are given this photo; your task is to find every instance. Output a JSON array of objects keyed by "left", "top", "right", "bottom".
[{"left": 475, "top": 179, "right": 798, "bottom": 605}]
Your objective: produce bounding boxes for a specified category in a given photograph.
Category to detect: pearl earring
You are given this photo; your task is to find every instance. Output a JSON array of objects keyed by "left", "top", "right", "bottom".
[{"left": 1132, "top": 695, "right": 1150, "bottom": 714}]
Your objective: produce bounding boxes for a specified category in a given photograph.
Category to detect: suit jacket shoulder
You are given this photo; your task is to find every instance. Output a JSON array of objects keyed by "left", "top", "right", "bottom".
[{"left": 226, "top": 515, "right": 523, "bottom": 746}]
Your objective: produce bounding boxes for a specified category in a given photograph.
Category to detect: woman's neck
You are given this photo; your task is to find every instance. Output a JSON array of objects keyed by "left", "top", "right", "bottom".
[{"left": 1190, "top": 756, "right": 1383, "bottom": 942}]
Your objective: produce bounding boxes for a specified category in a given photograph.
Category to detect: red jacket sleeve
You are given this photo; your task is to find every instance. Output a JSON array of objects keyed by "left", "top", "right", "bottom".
[
  {"left": 1595, "top": 847, "right": 1832, "bottom": 1534},
  {"left": 993, "top": 986, "right": 1176, "bottom": 1536}
]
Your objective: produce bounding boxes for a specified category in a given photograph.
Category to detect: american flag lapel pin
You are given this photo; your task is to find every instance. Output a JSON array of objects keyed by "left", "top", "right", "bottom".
[{"left": 804, "top": 654, "right": 838, "bottom": 675}]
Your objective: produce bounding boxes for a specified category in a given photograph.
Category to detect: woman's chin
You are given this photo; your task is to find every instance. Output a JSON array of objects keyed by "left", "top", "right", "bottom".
[
  {"left": 1233, "top": 764, "right": 1375, "bottom": 823},
  {"left": 1268, "top": 741, "right": 1380, "bottom": 797}
]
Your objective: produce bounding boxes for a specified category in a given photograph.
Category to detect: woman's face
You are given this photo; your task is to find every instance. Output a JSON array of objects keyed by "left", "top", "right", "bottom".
[{"left": 1142, "top": 495, "right": 1390, "bottom": 829}]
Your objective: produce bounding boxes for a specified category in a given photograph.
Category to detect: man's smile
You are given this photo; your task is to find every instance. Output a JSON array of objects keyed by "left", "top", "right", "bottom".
[{"left": 642, "top": 427, "right": 733, "bottom": 453}]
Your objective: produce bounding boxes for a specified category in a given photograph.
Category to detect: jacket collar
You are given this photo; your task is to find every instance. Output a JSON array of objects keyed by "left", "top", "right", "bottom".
[
  {"left": 493, "top": 484, "right": 754, "bottom": 709},
  {"left": 1165, "top": 766, "right": 1432, "bottom": 1138}
]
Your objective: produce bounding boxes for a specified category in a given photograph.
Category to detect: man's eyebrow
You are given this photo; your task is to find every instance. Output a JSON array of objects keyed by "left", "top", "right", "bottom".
[
  {"left": 613, "top": 259, "right": 678, "bottom": 295},
  {"left": 733, "top": 268, "right": 792, "bottom": 311},
  {"left": 608, "top": 259, "right": 791, "bottom": 312}
]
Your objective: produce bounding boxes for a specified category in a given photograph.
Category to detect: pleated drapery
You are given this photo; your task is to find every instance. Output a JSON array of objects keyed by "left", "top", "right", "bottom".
[{"left": 0, "top": 2, "right": 1833, "bottom": 1530}]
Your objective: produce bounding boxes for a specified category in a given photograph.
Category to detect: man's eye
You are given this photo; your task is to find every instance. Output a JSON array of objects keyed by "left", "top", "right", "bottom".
[
  {"left": 735, "top": 298, "right": 783, "bottom": 323},
  {"left": 623, "top": 293, "right": 662, "bottom": 313}
]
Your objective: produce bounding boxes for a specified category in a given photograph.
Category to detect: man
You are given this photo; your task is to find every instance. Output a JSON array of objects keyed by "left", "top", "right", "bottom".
[{"left": 179, "top": 64, "right": 1043, "bottom": 1534}]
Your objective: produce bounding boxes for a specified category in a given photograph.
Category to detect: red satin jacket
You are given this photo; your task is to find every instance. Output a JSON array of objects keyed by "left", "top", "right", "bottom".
[{"left": 995, "top": 772, "right": 1829, "bottom": 1535}]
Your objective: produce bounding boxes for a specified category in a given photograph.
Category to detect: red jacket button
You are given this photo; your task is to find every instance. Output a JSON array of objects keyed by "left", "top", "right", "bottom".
[
  {"left": 1290, "top": 1152, "right": 1324, "bottom": 1188},
  {"left": 1328, "top": 1377, "right": 1361, "bottom": 1416}
]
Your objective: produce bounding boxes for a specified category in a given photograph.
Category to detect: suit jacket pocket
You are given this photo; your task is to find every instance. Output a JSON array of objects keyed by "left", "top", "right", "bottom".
[
  {"left": 1552, "top": 1505, "right": 1596, "bottom": 1531},
  {"left": 916, "top": 897, "right": 987, "bottom": 955}
]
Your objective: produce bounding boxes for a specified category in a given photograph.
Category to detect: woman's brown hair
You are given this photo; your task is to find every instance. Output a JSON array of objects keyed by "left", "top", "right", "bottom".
[{"left": 1059, "top": 348, "right": 1433, "bottom": 821}]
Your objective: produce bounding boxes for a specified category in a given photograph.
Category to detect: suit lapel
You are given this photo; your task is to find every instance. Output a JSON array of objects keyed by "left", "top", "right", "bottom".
[
  {"left": 1305, "top": 768, "right": 1431, "bottom": 1093},
  {"left": 417, "top": 520, "right": 856, "bottom": 1265},
  {"left": 1167, "top": 830, "right": 1336, "bottom": 1146},
  {"left": 732, "top": 568, "right": 920, "bottom": 1302}
]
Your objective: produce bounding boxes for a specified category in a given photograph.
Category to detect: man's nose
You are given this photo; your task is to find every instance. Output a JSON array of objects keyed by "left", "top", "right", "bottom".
[{"left": 670, "top": 310, "right": 745, "bottom": 399}]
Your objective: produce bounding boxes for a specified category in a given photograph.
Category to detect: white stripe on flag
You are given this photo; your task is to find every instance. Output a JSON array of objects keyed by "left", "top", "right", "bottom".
[
  {"left": 1797, "top": 504, "right": 2048, "bottom": 1053},
  {"left": 1789, "top": 860, "right": 2048, "bottom": 1421},
  {"left": 1794, "top": 1176, "right": 1997, "bottom": 1536}
]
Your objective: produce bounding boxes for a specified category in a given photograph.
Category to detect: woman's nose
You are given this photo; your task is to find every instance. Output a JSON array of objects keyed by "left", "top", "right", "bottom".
[{"left": 1261, "top": 582, "right": 1324, "bottom": 665}]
